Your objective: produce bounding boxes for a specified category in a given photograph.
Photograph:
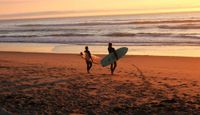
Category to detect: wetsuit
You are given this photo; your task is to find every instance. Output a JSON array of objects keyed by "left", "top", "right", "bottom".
[
  {"left": 84, "top": 50, "right": 92, "bottom": 73},
  {"left": 108, "top": 47, "right": 118, "bottom": 74}
]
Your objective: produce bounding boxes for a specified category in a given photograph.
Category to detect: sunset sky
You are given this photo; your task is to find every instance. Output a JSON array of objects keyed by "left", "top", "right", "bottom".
[{"left": 1, "top": 0, "right": 200, "bottom": 19}]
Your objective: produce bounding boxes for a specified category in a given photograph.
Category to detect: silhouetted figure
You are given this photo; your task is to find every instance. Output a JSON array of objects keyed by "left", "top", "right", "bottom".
[
  {"left": 84, "top": 46, "right": 93, "bottom": 73},
  {"left": 108, "top": 43, "right": 118, "bottom": 75}
]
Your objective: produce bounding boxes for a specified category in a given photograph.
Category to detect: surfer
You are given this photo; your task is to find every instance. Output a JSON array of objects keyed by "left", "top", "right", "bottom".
[
  {"left": 108, "top": 43, "right": 118, "bottom": 75},
  {"left": 84, "top": 46, "right": 93, "bottom": 73}
]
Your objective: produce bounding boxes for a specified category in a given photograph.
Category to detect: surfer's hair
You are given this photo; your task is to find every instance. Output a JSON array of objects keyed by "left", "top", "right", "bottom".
[{"left": 85, "top": 46, "right": 88, "bottom": 49}]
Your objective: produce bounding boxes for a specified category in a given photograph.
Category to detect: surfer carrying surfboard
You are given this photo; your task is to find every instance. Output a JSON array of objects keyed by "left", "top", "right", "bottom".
[
  {"left": 108, "top": 43, "right": 118, "bottom": 75},
  {"left": 84, "top": 46, "right": 93, "bottom": 73}
]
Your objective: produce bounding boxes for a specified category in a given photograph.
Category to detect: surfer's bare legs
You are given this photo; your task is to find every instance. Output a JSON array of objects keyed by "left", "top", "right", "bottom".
[
  {"left": 86, "top": 61, "right": 92, "bottom": 73},
  {"left": 110, "top": 61, "right": 117, "bottom": 75}
]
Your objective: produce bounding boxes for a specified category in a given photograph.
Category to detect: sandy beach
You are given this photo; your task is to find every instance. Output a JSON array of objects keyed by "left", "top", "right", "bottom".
[{"left": 0, "top": 51, "right": 200, "bottom": 114}]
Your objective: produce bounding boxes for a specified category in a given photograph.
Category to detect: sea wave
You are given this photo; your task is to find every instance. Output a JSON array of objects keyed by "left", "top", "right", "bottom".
[
  {"left": 0, "top": 35, "right": 39, "bottom": 38},
  {"left": 129, "top": 19, "right": 200, "bottom": 24},
  {"left": 17, "top": 19, "right": 200, "bottom": 27},
  {"left": 0, "top": 33, "right": 94, "bottom": 38},
  {"left": 104, "top": 32, "right": 200, "bottom": 39},
  {"left": 158, "top": 24, "right": 200, "bottom": 29},
  {"left": 18, "top": 22, "right": 127, "bottom": 27},
  {"left": 0, "top": 28, "right": 89, "bottom": 33},
  {"left": 1, "top": 32, "right": 200, "bottom": 39},
  {"left": 50, "top": 33, "right": 93, "bottom": 37},
  {"left": 1, "top": 40, "right": 200, "bottom": 46},
  {"left": 104, "top": 33, "right": 136, "bottom": 37}
]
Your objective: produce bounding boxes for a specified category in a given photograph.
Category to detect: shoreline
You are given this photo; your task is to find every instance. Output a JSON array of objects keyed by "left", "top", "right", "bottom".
[
  {"left": 2, "top": 50, "right": 200, "bottom": 59},
  {"left": 1, "top": 42, "right": 200, "bottom": 57}
]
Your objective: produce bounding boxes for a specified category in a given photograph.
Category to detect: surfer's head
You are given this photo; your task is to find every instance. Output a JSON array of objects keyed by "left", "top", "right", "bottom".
[
  {"left": 108, "top": 42, "right": 112, "bottom": 47},
  {"left": 85, "top": 46, "right": 88, "bottom": 50}
]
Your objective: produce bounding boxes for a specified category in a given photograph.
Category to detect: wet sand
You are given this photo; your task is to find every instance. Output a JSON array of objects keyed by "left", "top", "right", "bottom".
[{"left": 0, "top": 52, "right": 199, "bottom": 114}]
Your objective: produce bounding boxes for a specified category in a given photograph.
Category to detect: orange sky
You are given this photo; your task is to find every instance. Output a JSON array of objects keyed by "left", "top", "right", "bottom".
[{"left": 1, "top": 0, "right": 200, "bottom": 19}]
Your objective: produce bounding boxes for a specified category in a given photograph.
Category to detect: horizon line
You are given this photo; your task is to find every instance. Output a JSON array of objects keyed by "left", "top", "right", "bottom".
[{"left": 1, "top": 10, "right": 200, "bottom": 21}]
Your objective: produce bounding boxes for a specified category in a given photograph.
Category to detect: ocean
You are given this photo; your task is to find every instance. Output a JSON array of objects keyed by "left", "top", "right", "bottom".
[{"left": 1, "top": 12, "right": 200, "bottom": 57}]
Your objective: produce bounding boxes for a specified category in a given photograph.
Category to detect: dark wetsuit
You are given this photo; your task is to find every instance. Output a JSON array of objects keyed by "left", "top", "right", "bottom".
[
  {"left": 108, "top": 47, "right": 118, "bottom": 74},
  {"left": 84, "top": 50, "right": 92, "bottom": 73}
]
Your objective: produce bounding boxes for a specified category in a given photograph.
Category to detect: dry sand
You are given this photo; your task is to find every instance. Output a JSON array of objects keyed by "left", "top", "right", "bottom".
[{"left": 0, "top": 52, "right": 199, "bottom": 114}]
